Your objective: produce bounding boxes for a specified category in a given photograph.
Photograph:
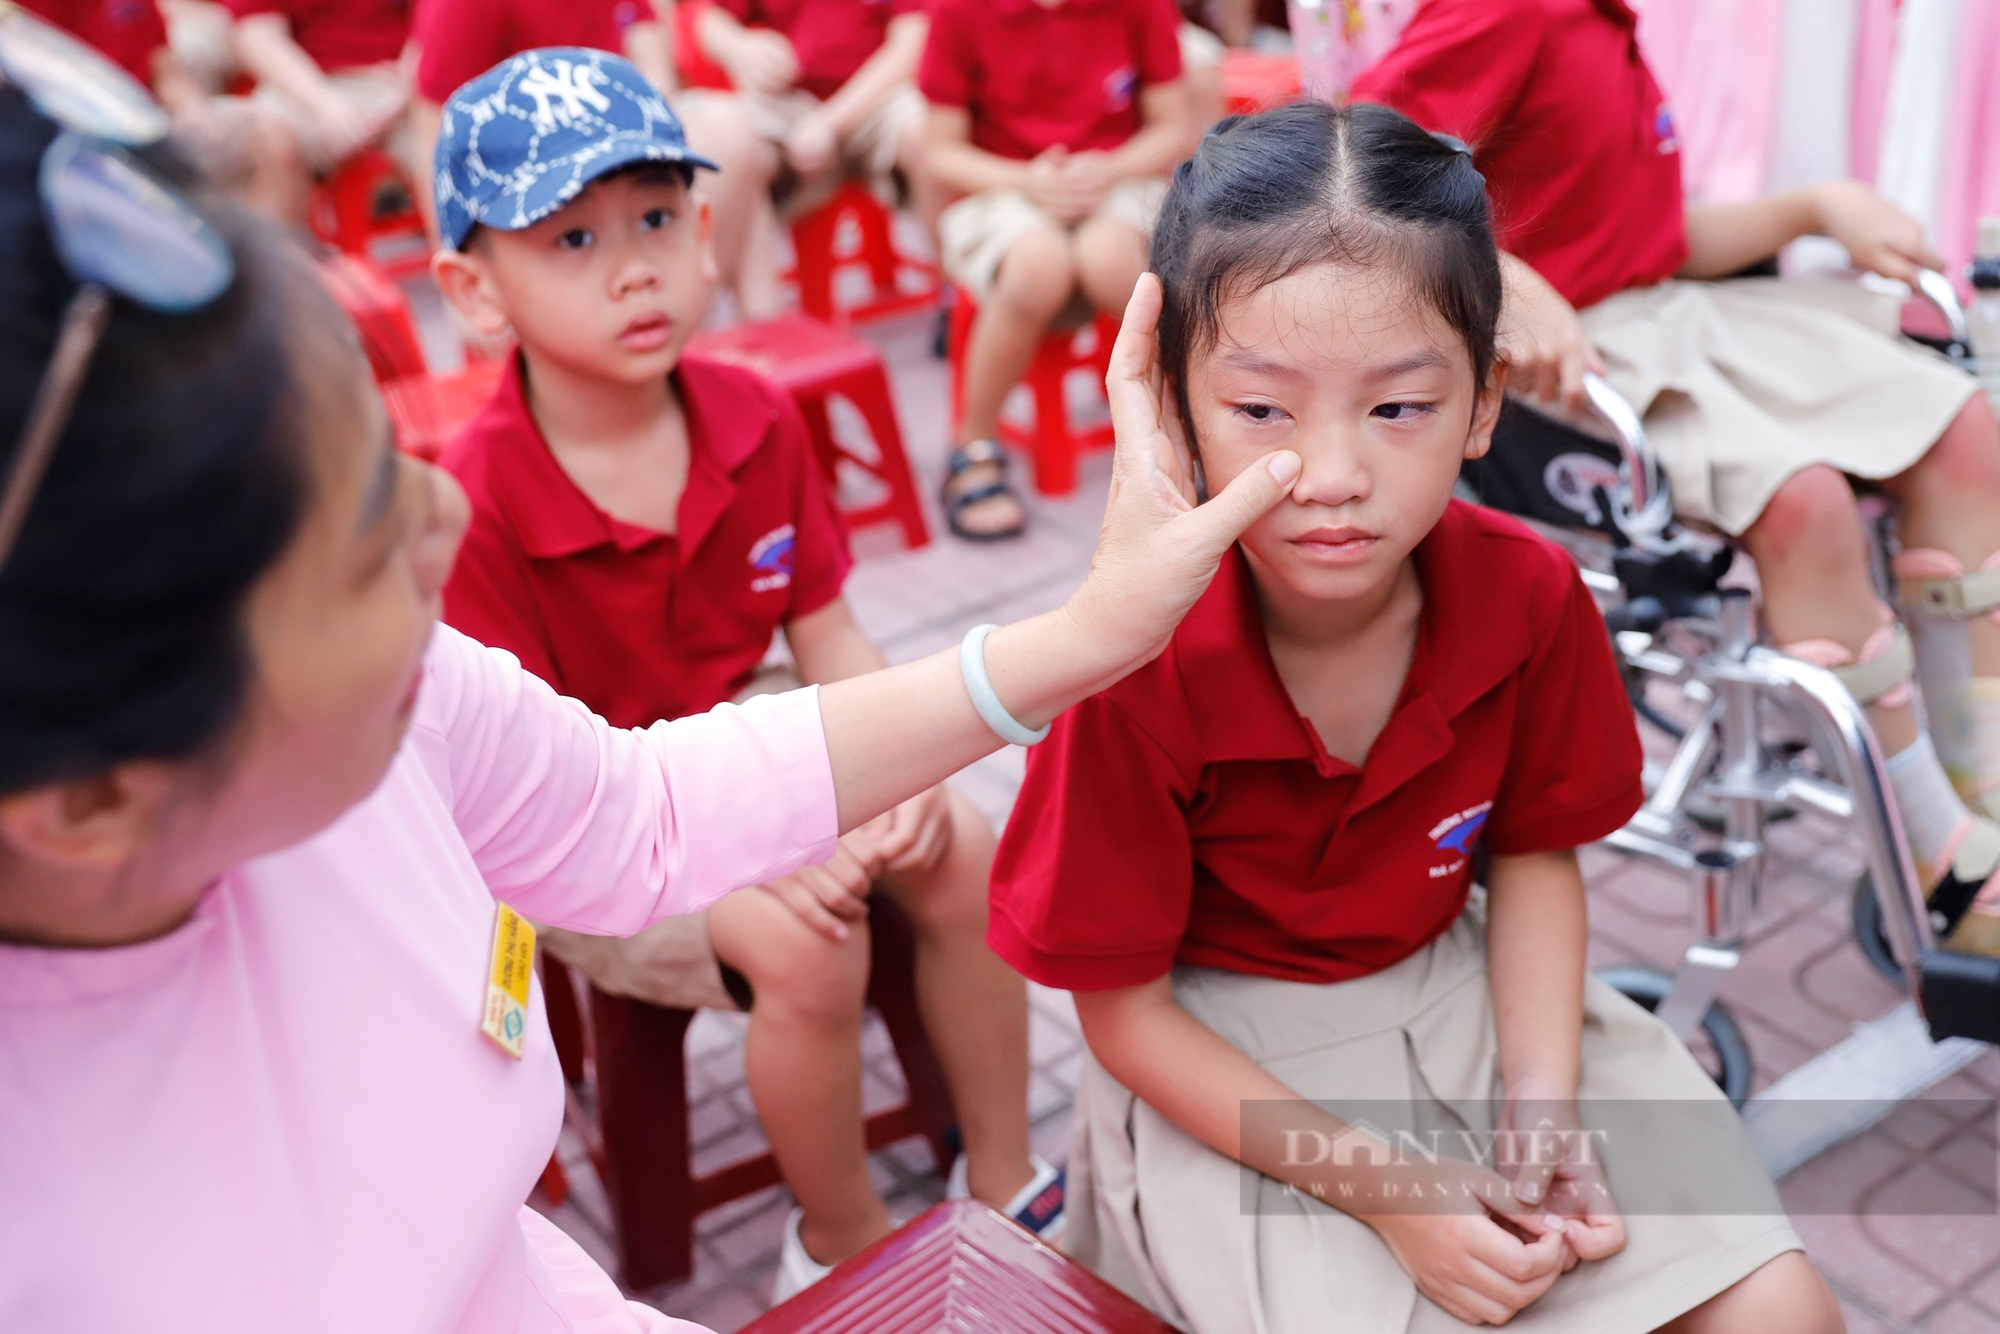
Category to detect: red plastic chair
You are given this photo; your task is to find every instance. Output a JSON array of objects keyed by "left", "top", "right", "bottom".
[
  {"left": 540, "top": 900, "right": 958, "bottom": 1290},
  {"left": 1222, "top": 49, "right": 1303, "bottom": 116},
  {"left": 788, "top": 183, "right": 941, "bottom": 326},
  {"left": 688, "top": 313, "right": 930, "bottom": 548},
  {"left": 315, "top": 252, "right": 505, "bottom": 462},
  {"left": 947, "top": 295, "right": 1117, "bottom": 498},
  {"left": 311, "top": 148, "right": 432, "bottom": 281},
  {"left": 744, "top": 1199, "right": 1177, "bottom": 1334}
]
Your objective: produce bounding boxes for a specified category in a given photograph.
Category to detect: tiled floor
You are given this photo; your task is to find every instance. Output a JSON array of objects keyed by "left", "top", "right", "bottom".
[{"left": 524, "top": 309, "right": 2000, "bottom": 1332}]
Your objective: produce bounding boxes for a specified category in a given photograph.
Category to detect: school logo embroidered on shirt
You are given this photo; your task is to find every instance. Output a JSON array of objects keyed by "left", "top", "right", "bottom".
[
  {"left": 1654, "top": 103, "right": 1681, "bottom": 156},
  {"left": 1103, "top": 65, "right": 1138, "bottom": 113},
  {"left": 1426, "top": 801, "right": 1491, "bottom": 878},
  {"left": 749, "top": 524, "right": 797, "bottom": 593}
]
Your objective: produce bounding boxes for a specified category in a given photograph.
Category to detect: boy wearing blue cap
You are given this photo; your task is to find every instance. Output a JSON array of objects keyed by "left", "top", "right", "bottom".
[{"left": 427, "top": 49, "right": 1060, "bottom": 1300}]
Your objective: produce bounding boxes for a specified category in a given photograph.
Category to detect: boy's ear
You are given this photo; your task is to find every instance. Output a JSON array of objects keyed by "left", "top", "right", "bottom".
[
  {"left": 0, "top": 763, "right": 177, "bottom": 875},
  {"left": 695, "top": 193, "right": 720, "bottom": 288},
  {"left": 430, "top": 245, "right": 515, "bottom": 342},
  {"left": 1462, "top": 359, "right": 1508, "bottom": 462}
]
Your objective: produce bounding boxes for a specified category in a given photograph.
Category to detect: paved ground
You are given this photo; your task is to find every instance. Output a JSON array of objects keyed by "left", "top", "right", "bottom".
[{"left": 502, "top": 308, "right": 2000, "bottom": 1332}]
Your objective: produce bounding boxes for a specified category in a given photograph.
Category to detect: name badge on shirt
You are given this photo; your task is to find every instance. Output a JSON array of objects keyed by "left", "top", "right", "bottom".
[{"left": 481, "top": 903, "right": 537, "bottom": 1059}]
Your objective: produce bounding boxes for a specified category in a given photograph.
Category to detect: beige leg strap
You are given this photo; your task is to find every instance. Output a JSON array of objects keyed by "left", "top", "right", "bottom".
[
  {"left": 1896, "top": 549, "right": 2000, "bottom": 622},
  {"left": 1785, "top": 619, "right": 1916, "bottom": 707}
]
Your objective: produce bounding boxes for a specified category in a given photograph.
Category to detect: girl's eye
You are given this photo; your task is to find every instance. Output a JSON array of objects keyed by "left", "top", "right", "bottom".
[
  {"left": 640, "top": 208, "right": 672, "bottom": 231},
  {"left": 1371, "top": 401, "right": 1435, "bottom": 421},
  {"left": 1234, "top": 402, "right": 1284, "bottom": 424},
  {"left": 556, "top": 228, "right": 594, "bottom": 250}
]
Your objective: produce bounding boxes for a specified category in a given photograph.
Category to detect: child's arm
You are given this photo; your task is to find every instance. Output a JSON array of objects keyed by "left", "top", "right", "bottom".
[
  {"left": 1075, "top": 977, "right": 1570, "bottom": 1326},
  {"left": 805, "top": 13, "right": 926, "bottom": 144},
  {"left": 1679, "top": 180, "right": 1944, "bottom": 285},
  {"left": 1485, "top": 848, "right": 1625, "bottom": 1261},
  {"left": 1494, "top": 251, "right": 1602, "bottom": 412},
  {"left": 1097, "top": 78, "right": 1195, "bottom": 183},
  {"left": 695, "top": 4, "right": 799, "bottom": 96},
  {"left": 924, "top": 106, "right": 1101, "bottom": 224},
  {"left": 234, "top": 14, "right": 395, "bottom": 159},
  {"left": 622, "top": 16, "right": 680, "bottom": 96}
]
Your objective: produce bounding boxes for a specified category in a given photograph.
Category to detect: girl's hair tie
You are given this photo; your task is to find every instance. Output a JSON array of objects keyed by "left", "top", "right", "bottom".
[{"left": 1430, "top": 131, "right": 1472, "bottom": 158}]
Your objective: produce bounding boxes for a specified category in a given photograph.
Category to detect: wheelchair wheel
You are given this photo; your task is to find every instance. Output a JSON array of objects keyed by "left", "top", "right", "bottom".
[
  {"left": 1595, "top": 966, "right": 1754, "bottom": 1108},
  {"left": 1852, "top": 874, "right": 1934, "bottom": 985}
]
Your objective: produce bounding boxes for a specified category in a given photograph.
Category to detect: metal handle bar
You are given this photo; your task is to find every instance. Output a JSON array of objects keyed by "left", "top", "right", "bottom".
[
  {"left": 1912, "top": 268, "right": 1971, "bottom": 356},
  {"left": 1579, "top": 371, "right": 1675, "bottom": 550}
]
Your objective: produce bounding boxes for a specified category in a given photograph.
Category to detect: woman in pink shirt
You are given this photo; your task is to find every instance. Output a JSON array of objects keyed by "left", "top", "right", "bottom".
[{"left": 0, "top": 52, "right": 1300, "bottom": 1334}]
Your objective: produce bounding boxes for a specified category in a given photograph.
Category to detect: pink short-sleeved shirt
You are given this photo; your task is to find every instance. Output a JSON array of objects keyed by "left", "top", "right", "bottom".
[{"left": 0, "top": 625, "right": 838, "bottom": 1333}]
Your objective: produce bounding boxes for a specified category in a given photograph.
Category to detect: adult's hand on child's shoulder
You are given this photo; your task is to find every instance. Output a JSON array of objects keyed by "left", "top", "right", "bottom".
[
  {"left": 1066, "top": 274, "right": 1300, "bottom": 668},
  {"left": 1809, "top": 179, "right": 1945, "bottom": 287}
]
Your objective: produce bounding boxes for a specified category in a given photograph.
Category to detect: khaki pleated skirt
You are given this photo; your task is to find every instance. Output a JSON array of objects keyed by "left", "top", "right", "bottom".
[
  {"left": 1065, "top": 912, "right": 1802, "bottom": 1334},
  {"left": 1579, "top": 276, "right": 1976, "bottom": 537}
]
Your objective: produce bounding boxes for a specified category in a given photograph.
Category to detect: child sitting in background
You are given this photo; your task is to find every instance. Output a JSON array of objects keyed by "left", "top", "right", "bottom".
[
  {"left": 427, "top": 50, "right": 1058, "bottom": 1301},
  {"left": 989, "top": 102, "right": 1839, "bottom": 1333},
  {"left": 683, "top": 0, "right": 932, "bottom": 320},
  {"left": 226, "top": 0, "right": 411, "bottom": 211},
  {"left": 918, "top": 0, "right": 1193, "bottom": 541}
]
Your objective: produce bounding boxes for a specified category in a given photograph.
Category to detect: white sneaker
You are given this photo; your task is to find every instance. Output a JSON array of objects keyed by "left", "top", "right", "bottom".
[
  {"left": 770, "top": 1206, "right": 835, "bottom": 1304},
  {"left": 946, "top": 1153, "right": 1066, "bottom": 1242}
]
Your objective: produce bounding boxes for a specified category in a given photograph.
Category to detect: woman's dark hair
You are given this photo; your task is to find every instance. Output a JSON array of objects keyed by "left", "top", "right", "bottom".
[
  {"left": 1154, "top": 100, "right": 1502, "bottom": 442},
  {"left": 0, "top": 91, "right": 310, "bottom": 794}
]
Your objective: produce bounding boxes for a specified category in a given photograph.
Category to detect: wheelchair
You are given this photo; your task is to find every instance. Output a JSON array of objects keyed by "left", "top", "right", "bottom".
[{"left": 1460, "top": 270, "right": 1999, "bottom": 1107}]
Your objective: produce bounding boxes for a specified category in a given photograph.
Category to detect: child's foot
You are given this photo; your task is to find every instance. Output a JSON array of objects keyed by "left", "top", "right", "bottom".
[
  {"left": 942, "top": 440, "right": 1028, "bottom": 541},
  {"left": 946, "top": 1153, "right": 1067, "bottom": 1241},
  {"left": 771, "top": 1207, "right": 835, "bottom": 1303}
]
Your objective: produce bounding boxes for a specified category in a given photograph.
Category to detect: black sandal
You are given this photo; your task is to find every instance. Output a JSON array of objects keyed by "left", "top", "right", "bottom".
[{"left": 942, "top": 439, "right": 1028, "bottom": 542}]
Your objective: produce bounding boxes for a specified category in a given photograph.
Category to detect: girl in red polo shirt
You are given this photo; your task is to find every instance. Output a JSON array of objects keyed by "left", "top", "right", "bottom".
[{"left": 989, "top": 103, "right": 1838, "bottom": 1333}]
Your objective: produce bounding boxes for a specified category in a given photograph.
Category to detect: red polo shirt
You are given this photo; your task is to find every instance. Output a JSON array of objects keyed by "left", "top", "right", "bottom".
[
  {"left": 21, "top": 0, "right": 167, "bottom": 85},
  {"left": 717, "top": 0, "right": 923, "bottom": 102},
  {"left": 414, "top": 0, "right": 657, "bottom": 104},
  {"left": 988, "top": 501, "right": 1644, "bottom": 991},
  {"left": 439, "top": 355, "right": 852, "bottom": 728},
  {"left": 919, "top": 0, "right": 1183, "bottom": 162},
  {"left": 227, "top": 0, "right": 408, "bottom": 71},
  {"left": 1351, "top": 0, "right": 1687, "bottom": 311}
]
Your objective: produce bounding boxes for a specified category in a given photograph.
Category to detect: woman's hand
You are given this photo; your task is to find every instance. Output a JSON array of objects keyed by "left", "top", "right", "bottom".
[
  {"left": 1809, "top": 179, "right": 1945, "bottom": 285},
  {"left": 1064, "top": 273, "right": 1301, "bottom": 670},
  {"left": 1497, "top": 253, "right": 1602, "bottom": 412}
]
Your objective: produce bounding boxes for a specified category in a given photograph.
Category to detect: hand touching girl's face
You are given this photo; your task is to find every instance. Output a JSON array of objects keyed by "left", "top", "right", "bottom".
[{"left": 1184, "top": 260, "right": 1503, "bottom": 606}]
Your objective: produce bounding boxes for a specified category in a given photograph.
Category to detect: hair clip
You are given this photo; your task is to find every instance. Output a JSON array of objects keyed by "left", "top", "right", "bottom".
[{"left": 1430, "top": 131, "right": 1472, "bottom": 158}]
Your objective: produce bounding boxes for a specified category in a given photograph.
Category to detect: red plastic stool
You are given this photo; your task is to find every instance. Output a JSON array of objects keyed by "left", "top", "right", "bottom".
[
  {"left": 315, "top": 252, "right": 507, "bottom": 461},
  {"left": 947, "top": 294, "right": 1117, "bottom": 498},
  {"left": 312, "top": 148, "right": 432, "bottom": 280},
  {"left": 688, "top": 313, "right": 930, "bottom": 548},
  {"left": 744, "top": 1200, "right": 1176, "bottom": 1334},
  {"left": 1222, "top": 49, "right": 1303, "bottom": 116},
  {"left": 789, "top": 182, "right": 941, "bottom": 326},
  {"left": 540, "top": 899, "right": 958, "bottom": 1290}
]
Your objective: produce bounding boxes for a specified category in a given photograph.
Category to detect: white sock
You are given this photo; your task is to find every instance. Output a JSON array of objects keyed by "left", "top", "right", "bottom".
[{"left": 1888, "top": 733, "right": 1981, "bottom": 878}]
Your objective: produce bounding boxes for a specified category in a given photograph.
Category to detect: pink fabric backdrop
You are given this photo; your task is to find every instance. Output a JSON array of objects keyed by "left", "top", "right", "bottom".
[
  {"left": 1633, "top": 0, "right": 1785, "bottom": 203},
  {"left": 1933, "top": 0, "right": 2000, "bottom": 288}
]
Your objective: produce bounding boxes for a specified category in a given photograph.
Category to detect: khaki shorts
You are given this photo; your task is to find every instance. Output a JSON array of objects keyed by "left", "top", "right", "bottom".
[
  {"left": 1579, "top": 275, "right": 1977, "bottom": 536},
  {"left": 938, "top": 178, "right": 1167, "bottom": 300},
  {"left": 680, "top": 84, "right": 925, "bottom": 216},
  {"left": 253, "top": 62, "right": 412, "bottom": 174},
  {"left": 1068, "top": 909, "right": 1803, "bottom": 1334}
]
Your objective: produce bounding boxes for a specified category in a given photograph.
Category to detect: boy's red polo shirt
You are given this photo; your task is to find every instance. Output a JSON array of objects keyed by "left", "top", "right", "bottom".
[
  {"left": 919, "top": 0, "right": 1183, "bottom": 162},
  {"left": 20, "top": 0, "right": 166, "bottom": 84},
  {"left": 716, "top": 0, "right": 923, "bottom": 102},
  {"left": 414, "top": 0, "right": 656, "bottom": 104},
  {"left": 988, "top": 501, "right": 1643, "bottom": 992},
  {"left": 226, "top": 0, "right": 408, "bottom": 71},
  {"left": 439, "top": 355, "right": 852, "bottom": 728},
  {"left": 1351, "top": 0, "right": 1687, "bottom": 311}
]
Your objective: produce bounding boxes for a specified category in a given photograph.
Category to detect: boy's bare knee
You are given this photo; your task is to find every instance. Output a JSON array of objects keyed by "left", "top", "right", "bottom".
[
  {"left": 1071, "top": 217, "right": 1147, "bottom": 310},
  {"left": 713, "top": 891, "right": 870, "bottom": 1022},
  {"left": 1911, "top": 393, "right": 2000, "bottom": 497},
  {"left": 990, "top": 227, "right": 1076, "bottom": 320},
  {"left": 882, "top": 792, "right": 997, "bottom": 934}
]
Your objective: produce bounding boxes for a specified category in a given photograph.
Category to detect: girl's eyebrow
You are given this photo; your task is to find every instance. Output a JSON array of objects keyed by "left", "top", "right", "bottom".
[
  {"left": 1364, "top": 349, "right": 1452, "bottom": 379},
  {"left": 356, "top": 434, "right": 401, "bottom": 535}
]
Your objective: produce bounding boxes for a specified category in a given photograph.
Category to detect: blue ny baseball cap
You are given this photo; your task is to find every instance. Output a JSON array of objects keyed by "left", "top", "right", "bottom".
[{"left": 433, "top": 47, "right": 719, "bottom": 252}]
